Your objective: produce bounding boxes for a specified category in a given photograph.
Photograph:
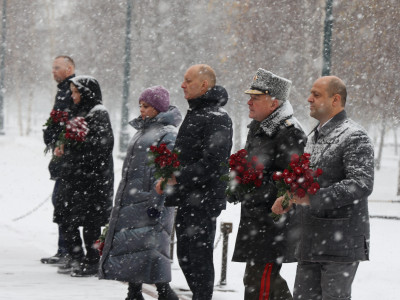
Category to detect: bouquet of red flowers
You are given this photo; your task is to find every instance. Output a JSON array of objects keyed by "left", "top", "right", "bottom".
[
  {"left": 59, "top": 116, "right": 89, "bottom": 145},
  {"left": 270, "top": 153, "right": 323, "bottom": 221},
  {"left": 148, "top": 143, "right": 181, "bottom": 191},
  {"left": 221, "top": 149, "right": 264, "bottom": 199},
  {"left": 94, "top": 224, "right": 109, "bottom": 256},
  {"left": 43, "top": 109, "right": 69, "bottom": 127}
]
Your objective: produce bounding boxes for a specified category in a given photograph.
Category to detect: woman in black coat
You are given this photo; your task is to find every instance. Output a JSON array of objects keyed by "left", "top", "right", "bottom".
[{"left": 52, "top": 75, "right": 114, "bottom": 277}]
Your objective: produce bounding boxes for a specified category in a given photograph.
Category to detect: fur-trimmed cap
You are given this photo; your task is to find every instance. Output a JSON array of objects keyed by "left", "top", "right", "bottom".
[{"left": 244, "top": 68, "right": 292, "bottom": 101}]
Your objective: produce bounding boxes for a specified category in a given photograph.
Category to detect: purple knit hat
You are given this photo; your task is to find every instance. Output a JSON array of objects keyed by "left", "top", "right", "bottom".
[{"left": 139, "top": 86, "right": 170, "bottom": 112}]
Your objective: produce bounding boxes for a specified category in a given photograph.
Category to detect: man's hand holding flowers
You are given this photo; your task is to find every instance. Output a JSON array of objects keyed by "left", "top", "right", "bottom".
[
  {"left": 270, "top": 153, "right": 322, "bottom": 221},
  {"left": 272, "top": 192, "right": 311, "bottom": 215}
]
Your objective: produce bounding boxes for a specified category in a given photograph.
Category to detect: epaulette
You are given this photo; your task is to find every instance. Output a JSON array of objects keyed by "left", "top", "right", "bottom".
[{"left": 284, "top": 118, "right": 294, "bottom": 128}]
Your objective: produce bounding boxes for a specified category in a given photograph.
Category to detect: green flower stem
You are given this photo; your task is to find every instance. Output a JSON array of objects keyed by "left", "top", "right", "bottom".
[
  {"left": 270, "top": 192, "right": 292, "bottom": 222},
  {"left": 161, "top": 178, "right": 167, "bottom": 191}
]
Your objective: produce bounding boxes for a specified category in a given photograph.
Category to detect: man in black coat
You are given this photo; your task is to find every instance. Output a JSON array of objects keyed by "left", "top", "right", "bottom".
[
  {"left": 272, "top": 76, "right": 374, "bottom": 300},
  {"left": 156, "top": 64, "right": 233, "bottom": 300},
  {"left": 41, "top": 56, "right": 75, "bottom": 265},
  {"left": 231, "top": 69, "right": 307, "bottom": 300}
]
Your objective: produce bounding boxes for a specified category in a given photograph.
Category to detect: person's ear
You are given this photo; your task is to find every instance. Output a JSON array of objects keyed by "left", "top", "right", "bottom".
[
  {"left": 202, "top": 80, "right": 209, "bottom": 92},
  {"left": 332, "top": 94, "right": 341, "bottom": 107}
]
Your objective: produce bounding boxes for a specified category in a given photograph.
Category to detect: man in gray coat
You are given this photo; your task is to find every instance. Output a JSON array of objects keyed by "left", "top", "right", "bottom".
[{"left": 272, "top": 76, "right": 374, "bottom": 300}]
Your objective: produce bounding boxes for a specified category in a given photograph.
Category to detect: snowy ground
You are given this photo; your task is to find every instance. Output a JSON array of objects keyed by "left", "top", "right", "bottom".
[{"left": 1, "top": 129, "right": 399, "bottom": 300}]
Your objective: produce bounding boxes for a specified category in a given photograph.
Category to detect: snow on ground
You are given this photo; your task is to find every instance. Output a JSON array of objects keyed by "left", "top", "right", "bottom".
[{"left": 0, "top": 129, "right": 399, "bottom": 299}]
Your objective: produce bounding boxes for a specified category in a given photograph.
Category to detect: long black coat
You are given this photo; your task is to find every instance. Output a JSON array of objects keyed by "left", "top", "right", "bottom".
[
  {"left": 297, "top": 110, "right": 374, "bottom": 263},
  {"left": 99, "top": 106, "right": 182, "bottom": 283},
  {"left": 53, "top": 76, "right": 114, "bottom": 227},
  {"left": 164, "top": 85, "right": 233, "bottom": 215},
  {"left": 232, "top": 101, "right": 307, "bottom": 263}
]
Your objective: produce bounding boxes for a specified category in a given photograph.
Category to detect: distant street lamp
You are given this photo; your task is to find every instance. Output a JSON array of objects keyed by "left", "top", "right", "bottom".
[
  {"left": 322, "top": 0, "right": 333, "bottom": 76},
  {"left": 119, "top": 0, "right": 133, "bottom": 154},
  {"left": 0, "top": 0, "right": 7, "bottom": 135}
]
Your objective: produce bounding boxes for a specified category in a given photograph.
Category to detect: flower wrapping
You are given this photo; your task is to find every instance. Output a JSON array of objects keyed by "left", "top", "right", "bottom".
[
  {"left": 58, "top": 116, "right": 89, "bottom": 146},
  {"left": 270, "top": 153, "right": 323, "bottom": 221},
  {"left": 221, "top": 149, "right": 264, "bottom": 199},
  {"left": 148, "top": 143, "right": 181, "bottom": 191},
  {"left": 64, "top": 117, "right": 89, "bottom": 142}
]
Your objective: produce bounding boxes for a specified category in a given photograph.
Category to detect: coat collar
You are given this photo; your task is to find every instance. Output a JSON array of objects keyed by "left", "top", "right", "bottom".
[
  {"left": 249, "top": 100, "right": 294, "bottom": 137},
  {"left": 311, "top": 110, "right": 347, "bottom": 139},
  {"left": 188, "top": 85, "right": 228, "bottom": 111},
  {"left": 57, "top": 74, "right": 75, "bottom": 89},
  {"left": 129, "top": 105, "right": 182, "bottom": 130}
]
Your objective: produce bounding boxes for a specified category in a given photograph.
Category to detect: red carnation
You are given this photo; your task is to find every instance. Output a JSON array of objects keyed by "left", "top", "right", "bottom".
[
  {"left": 148, "top": 143, "right": 181, "bottom": 191},
  {"left": 94, "top": 239, "right": 105, "bottom": 256},
  {"left": 291, "top": 153, "right": 300, "bottom": 164},
  {"left": 271, "top": 152, "right": 323, "bottom": 221},
  {"left": 296, "top": 188, "right": 306, "bottom": 198},
  {"left": 222, "top": 149, "right": 265, "bottom": 197},
  {"left": 44, "top": 109, "right": 69, "bottom": 127},
  {"left": 307, "top": 182, "right": 320, "bottom": 195}
]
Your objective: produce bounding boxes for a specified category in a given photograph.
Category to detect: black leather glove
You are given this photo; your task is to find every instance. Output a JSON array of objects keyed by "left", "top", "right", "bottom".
[
  {"left": 147, "top": 207, "right": 161, "bottom": 218},
  {"left": 226, "top": 190, "right": 241, "bottom": 204}
]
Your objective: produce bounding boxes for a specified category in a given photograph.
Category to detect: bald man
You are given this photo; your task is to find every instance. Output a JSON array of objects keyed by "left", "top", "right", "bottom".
[
  {"left": 158, "top": 64, "right": 233, "bottom": 300},
  {"left": 272, "top": 76, "right": 374, "bottom": 300},
  {"left": 41, "top": 56, "right": 75, "bottom": 265}
]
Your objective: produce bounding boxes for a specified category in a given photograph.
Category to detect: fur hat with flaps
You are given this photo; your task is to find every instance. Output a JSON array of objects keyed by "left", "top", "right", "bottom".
[
  {"left": 139, "top": 86, "right": 169, "bottom": 112},
  {"left": 245, "top": 68, "right": 292, "bottom": 101}
]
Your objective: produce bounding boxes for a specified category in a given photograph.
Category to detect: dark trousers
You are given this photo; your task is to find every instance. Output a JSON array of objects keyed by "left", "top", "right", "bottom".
[
  {"left": 175, "top": 207, "right": 218, "bottom": 300},
  {"left": 59, "top": 223, "right": 101, "bottom": 263},
  {"left": 244, "top": 262, "right": 293, "bottom": 300},
  {"left": 52, "top": 180, "right": 68, "bottom": 254},
  {"left": 293, "top": 261, "right": 359, "bottom": 300}
]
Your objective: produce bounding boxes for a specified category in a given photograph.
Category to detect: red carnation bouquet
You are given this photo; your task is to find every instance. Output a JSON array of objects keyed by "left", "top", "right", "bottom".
[
  {"left": 270, "top": 153, "right": 323, "bottom": 221},
  {"left": 221, "top": 149, "right": 264, "bottom": 200},
  {"left": 148, "top": 143, "right": 181, "bottom": 191},
  {"left": 59, "top": 116, "right": 89, "bottom": 145},
  {"left": 94, "top": 224, "right": 109, "bottom": 256},
  {"left": 44, "top": 109, "right": 69, "bottom": 127}
]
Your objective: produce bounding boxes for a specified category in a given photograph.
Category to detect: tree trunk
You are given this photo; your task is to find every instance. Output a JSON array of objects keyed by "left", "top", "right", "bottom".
[
  {"left": 375, "top": 118, "right": 386, "bottom": 170},
  {"left": 234, "top": 113, "right": 242, "bottom": 152},
  {"left": 25, "top": 90, "right": 33, "bottom": 136},
  {"left": 397, "top": 158, "right": 400, "bottom": 196}
]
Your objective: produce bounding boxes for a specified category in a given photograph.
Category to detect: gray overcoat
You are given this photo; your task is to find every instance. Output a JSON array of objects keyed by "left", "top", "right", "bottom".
[
  {"left": 296, "top": 110, "right": 374, "bottom": 263},
  {"left": 99, "top": 106, "right": 182, "bottom": 283}
]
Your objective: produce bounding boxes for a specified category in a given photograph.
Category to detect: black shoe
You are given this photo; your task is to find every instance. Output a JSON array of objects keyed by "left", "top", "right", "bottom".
[
  {"left": 70, "top": 262, "right": 99, "bottom": 277},
  {"left": 156, "top": 283, "right": 179, "bottom": 300},
  {"left": 57, "top": 259, "right": 81, "bottom": 274},
  {"left": 126, "top": 283, "right": 145, "bottom": 300},
  {"left": 41, "top": 253, "right": 70, "bottom": 265}
]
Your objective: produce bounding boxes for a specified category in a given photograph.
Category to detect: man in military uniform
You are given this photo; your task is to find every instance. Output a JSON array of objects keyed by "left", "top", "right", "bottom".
[{"left": 231, "top": 69, "right": 307, "bottom": 300}]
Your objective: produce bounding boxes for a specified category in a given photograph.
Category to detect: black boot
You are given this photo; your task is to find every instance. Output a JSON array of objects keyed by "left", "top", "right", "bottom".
[
  {"left": 156, "top": 283, "right": 179, "bottom": 300},
  {"left": 126, "top": 283, "right": 144, "bottom": 300}
]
